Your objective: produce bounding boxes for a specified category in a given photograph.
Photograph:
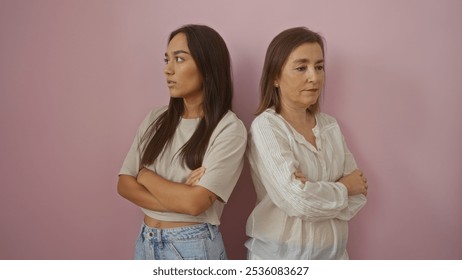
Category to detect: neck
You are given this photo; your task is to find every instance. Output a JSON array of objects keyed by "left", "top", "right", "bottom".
[
  {"left": 280, "top": 104, "right": 314, "bottom": 126},
  {"left": 182, "top": 96, "right": 204, "bottom": 119}
]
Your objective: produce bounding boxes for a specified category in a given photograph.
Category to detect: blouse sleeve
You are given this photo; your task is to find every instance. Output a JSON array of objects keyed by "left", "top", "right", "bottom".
[
  {"left": 248, "top": 115, "right": 349, "bottom": 222},
  {"left": 335, "top": 134, "right": 367, "bottom": 221}
]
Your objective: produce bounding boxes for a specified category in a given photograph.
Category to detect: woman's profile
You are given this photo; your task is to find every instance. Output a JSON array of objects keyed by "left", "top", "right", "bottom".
[{"left": 118, "top": 24, "right": 247, "bottom": 260}]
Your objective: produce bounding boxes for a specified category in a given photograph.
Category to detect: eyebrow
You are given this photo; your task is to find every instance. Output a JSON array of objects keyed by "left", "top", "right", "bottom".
[
  {"left": 292, "top": 58, "right": 324, "bottom": 64},
  {"left": 164, "top": 50, "right": 190, "bottom": 57}
]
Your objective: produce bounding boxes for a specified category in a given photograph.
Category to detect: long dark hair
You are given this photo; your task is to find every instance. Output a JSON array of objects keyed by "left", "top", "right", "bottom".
[
  {"left": 140, "top": 24, "right": 233, "bottom": 170},
  {"left": 256, "top": 27, "right": 325, "bottom": 115}
]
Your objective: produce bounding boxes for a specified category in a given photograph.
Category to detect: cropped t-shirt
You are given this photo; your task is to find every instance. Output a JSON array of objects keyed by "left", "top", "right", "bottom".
[{"left": 119, "top": 106, "right": 247, "bottom": 225}]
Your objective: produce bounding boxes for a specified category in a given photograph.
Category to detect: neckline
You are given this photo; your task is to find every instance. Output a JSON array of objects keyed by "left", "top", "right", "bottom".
[
  {"left": 274, "top": 111, "right": 321, "bottom": 152},
  {"left": 180, "top": 116, "right": 201, "bottom": 123}
]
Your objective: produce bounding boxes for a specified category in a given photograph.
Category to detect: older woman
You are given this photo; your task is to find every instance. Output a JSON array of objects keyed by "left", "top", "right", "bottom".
[{"left": 246, "top": 27, "right": 368, "bottom": 260}]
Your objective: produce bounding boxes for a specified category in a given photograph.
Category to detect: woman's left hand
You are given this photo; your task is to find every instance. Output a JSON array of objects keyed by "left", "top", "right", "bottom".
[
  {"left": 185, "top": 167, "right": 206, "bottom": 186},
  {"left": 294, "top": 170, "right": 308, "bottom": 183}
]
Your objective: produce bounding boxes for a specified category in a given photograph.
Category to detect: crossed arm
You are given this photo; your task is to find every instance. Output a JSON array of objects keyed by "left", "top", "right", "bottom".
[
  {"left": 117, "top": 167, "right": 217, "bottom": 216},
  {"left": 294, "top": 169, "right": 368, "bottom": 196},
  {"left": 249, "top": 116, "right": 368, "bottom": 222}
]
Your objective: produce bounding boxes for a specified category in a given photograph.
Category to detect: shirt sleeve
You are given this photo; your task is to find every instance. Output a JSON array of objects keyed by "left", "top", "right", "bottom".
[
  {"left": 196, "top": 118, "right": 247, "bottom": 203},
  {"left": 118, "top": 110, "right": 157, "bottom": 177},
  {"left": 336, "top": 134, "right": 367, "bottom": 221},
  {"left": 248, "top": 115, "right": 349, "bottom": 222}
]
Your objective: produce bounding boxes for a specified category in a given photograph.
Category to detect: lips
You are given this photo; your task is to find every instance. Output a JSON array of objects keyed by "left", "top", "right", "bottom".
[{"left": 167, "top": 80, "right": 176, "bottom": 87}]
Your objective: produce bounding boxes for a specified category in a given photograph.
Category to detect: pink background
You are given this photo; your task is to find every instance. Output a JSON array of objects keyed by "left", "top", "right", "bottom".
[{"left": 1, "top": 0, "right": 461, "bottom": 259}]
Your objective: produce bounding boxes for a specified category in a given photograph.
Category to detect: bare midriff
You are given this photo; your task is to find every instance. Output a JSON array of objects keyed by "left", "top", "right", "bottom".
[{"left": 144, "top": 215, "right": 200, "bottom": 229}]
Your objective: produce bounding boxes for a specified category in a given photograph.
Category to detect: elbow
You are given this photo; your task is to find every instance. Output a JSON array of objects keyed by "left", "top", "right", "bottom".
[
  {"left": 181, "top": 196, "right": 210, "bottom": 216},
  {"left": 180, "top": 186, "right": 215, "bottom": 216},
  {"left": 117, "top": 183, "right": 125, "bottom": 198},
  {"left": 183, "top": 203, "right": 207, "bottom": 216},
  {"left": 187, "top": 209, "right": 203, "bottom": 217},
  {"left": 117, "top": 179, "right": 128, "bottom": 198}
]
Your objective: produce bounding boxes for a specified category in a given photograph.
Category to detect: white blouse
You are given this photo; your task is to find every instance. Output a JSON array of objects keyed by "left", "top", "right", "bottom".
[{"left": 245, "top": 108, "right": 367, "bottom": 259}]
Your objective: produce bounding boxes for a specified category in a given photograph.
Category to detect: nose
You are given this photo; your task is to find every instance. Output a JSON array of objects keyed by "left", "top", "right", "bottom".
[
  {"left": 306, "top": 67, "right": 319, "bottom": 83},
  {"left": 164, "top": 61, "right": 173, "bottom": 75}
]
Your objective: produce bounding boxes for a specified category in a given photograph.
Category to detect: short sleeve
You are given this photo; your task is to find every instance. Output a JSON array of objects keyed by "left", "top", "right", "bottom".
[
  {"left": 196, "top": 114, "right": 247, "bottom": 203},
  {"left": 119, "top": 107, "right": 166, "bottom": 177}
]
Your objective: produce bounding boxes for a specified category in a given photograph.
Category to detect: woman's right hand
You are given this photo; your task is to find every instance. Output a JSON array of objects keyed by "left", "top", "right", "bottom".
[
  {"left": 185, "top": 167, "right": 206, "bottom": 186},
  {"left": 338, "top": 169, "right": 368, "bottom": 196}
]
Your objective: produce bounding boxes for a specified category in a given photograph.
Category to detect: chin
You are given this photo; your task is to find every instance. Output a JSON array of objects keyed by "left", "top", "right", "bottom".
[
  {"left": 168, "top": 91, "right": 184, "bottom": 98},
  {"left": 302, "top": 99, "right": 318, "bottom": 107}
]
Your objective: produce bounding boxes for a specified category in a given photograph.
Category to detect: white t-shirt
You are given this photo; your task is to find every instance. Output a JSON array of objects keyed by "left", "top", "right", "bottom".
[
  {"left": 245, "top": 108, "right": 367, "bottom": 259},
  {"left": 119, "top": 106, "right": 247, "bottom": 225}
]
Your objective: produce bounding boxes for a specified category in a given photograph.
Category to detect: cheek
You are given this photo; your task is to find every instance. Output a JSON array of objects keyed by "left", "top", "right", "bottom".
[
  {"left": 279, "top": 75, "right": 293, "bottom": 90},
  {"left": 318, "top": 74, "right": 325, "bottom": 85},
  {"left": 193, "top": 74, "right": 203, "bottom": 89},
  {"left": 184, "top": 67, "right": 202, "bottom": 87},
  {"left": 281, "top": 78, "right": 303, "bottom": 93}
]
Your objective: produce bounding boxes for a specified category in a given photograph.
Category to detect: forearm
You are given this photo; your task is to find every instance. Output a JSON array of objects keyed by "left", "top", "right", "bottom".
[
  {"left": 336, "top": 193, "right": 367, "bottom": 221},
  {"left": 265, "top": 177, "right": 349, "bottom": 221},
  {"left": 291, "top": 171, "right": 366, "bottom": 221},
  {"left": 117, "top": 175, "right": 169, "bottom": 212},
  {"left": 138, "top": 169, "right": 215, "bottom": 216}
]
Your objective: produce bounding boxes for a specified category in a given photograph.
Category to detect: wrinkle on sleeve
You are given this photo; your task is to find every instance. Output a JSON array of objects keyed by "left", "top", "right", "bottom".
[{"left": 336, "top": 133, "right": 367, "bottom": 220}]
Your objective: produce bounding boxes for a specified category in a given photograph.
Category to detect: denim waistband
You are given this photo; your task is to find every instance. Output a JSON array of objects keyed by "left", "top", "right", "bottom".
[{"left": 140, "top": 222, "right": 219, "bottom": 242}]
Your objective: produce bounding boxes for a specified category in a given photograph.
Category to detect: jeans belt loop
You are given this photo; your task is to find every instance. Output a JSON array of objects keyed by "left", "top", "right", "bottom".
[
  {"left": 207, "top": 223, "right": 216, "bottom": 240},
  {"left": 157, "top": 229, "right": 163, "bottom": 249}
]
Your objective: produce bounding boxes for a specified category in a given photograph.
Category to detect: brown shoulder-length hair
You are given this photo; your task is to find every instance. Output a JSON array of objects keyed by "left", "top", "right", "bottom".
[
  {"left": 256, "top": 27, "right": 325, "bottom": 115},
  {"left": 140, "top": 24, "right": 233, "bottom": 170}
]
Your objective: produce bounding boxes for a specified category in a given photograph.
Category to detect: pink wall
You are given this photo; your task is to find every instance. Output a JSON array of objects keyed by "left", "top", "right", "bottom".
[{"left": 1, "top": 0, "right": 461, "bottom": 259}]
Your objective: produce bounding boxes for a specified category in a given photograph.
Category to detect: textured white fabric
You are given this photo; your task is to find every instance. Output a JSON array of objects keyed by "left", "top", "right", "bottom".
[
  {"left": 245, "top": 108, "right": 367, "bottom": 259},
  {"left": 119, "top": 106, "right": 247, "bottom": 225}
]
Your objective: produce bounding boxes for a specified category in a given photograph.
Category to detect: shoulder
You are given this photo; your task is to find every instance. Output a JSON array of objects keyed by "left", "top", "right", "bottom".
[
  {"left": 136, "top": 105, "right": 168, "bottom": 134},
  {"left": 250, "top": 108, "right": 289, "bottom": 133},
  {"left": 317, "top": 112, "right": 337, "bottom": 123},
  {"left": 142, "top": 105, "right": 168, "bottom": 125},
  {"left": 146, "top": 105, "right": 169, "bottom": 122},
  {"left": 315, "top": 113, "right": 346, "bottom": 138},
  {"left": 214, "top": 110, "right": 247, "bottom": 138},
  {"left": 316, "top": 112, "right": 340, "bottom": 128}
]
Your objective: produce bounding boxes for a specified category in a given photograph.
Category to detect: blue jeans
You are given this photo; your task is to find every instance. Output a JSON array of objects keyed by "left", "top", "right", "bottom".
[{"left": 134, "top": 222, "right": 228, "bottom": 260}]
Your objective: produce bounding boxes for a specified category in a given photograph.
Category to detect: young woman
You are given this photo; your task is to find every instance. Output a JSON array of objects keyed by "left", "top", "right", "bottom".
[
  {"left": 245, "top": 27, "right": 368, "bottom": 259},
  {"left": 118, "top": 25, "right": 247, "bottom": 260}
]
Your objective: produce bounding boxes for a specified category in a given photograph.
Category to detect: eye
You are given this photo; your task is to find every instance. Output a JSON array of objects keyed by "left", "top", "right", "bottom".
[
  {"left": 315, "top": 65, "right": 324, "bottom": 71},
  {"left": 163, "top": 58, "right": 169, "bottom": 64},
  {"left": 295, "top": 66, "right": 307, "bottom": 72},
  {"left": 175, "top": 57, "right": 185, "bottom": 63}
]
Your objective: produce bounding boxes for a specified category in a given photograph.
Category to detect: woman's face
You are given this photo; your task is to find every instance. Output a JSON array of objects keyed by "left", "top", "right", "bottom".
[
  {"left": 164, "top": 33, "right": 203, "bottom": 100},
  {"left": 275, "top": 42, "right": 325, "bottom": 111}
]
